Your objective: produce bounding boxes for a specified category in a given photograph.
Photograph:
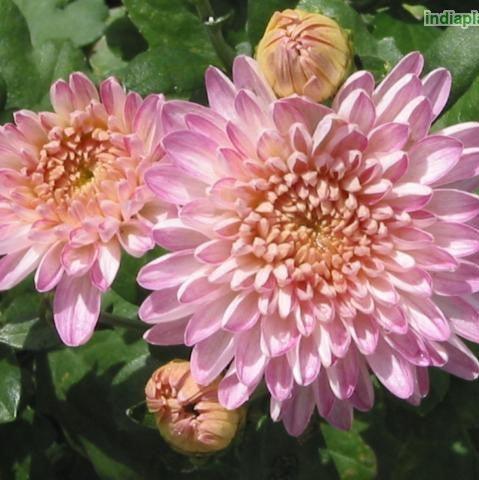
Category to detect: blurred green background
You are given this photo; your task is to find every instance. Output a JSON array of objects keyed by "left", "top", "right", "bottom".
[{"left": 1, "top": 0, "right": 479, "bottom": 479}]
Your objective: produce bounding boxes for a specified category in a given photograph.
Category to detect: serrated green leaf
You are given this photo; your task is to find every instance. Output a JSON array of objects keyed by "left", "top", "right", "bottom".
[
  {"left": 13, "top": 0, "right": 108, "bottom": 47},
  {"left": 0, "top": 0, "right": 87, "bottom": 110},
  {"left": 321, "top": 421, "right": 377, "bottom": 480},
  {"left": 89, "top": 37, "right": 128, "bottom": 78},
  {"left": 120, "top": 0, "right": 221, "bottom": 98},
  {"left": 0, "top": 345, "right": 21, "bottom": 423}
]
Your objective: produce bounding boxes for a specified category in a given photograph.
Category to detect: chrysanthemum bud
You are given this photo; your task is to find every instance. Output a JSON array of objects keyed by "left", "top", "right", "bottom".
[
  {"left": 256, "top": 9, "right": 352, "bottom": 101},
  {"left": 145, "top": 360, "right": 244, "bottom": 455}
]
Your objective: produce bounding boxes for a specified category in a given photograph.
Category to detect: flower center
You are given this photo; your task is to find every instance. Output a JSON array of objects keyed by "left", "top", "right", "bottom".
[
  {"left": 238, "top": 166, "right": 393, "bottom": 294},
  {"left": 33, "top": 125, "right": 116, "bottom": 203}
]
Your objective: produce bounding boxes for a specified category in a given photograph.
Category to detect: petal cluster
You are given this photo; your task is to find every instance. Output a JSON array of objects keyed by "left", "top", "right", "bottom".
[
  {"left": 146, "top": 360, "right": 244, "bottom": 454},
  {"left": 139, "top": 53, "right": 479, "bottom": 435},
  {"left": 0, "top": 73, "right": 170, "bottom": 345}
]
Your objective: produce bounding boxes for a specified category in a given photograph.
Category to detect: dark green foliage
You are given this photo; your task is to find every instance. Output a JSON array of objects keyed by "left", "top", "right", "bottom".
[{"left": 1, "top": 0, "right": 479, "bottom": 479}]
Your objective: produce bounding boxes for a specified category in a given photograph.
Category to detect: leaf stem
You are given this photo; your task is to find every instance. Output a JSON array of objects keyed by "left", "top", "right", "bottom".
[{"left": 192, "top": 0, "right": 236, "bottom": 70}]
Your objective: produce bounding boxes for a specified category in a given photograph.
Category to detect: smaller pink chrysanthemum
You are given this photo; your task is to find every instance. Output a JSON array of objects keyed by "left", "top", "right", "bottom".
[{"left": 0, "top": 73, "right": 171, "bottom": 345}]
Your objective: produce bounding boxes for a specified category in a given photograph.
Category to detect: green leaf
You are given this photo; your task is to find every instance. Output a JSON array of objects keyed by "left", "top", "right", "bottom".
[
  {"left": 321, "top": 421, "right": 377, "bottom": 480},
  {"left": 247, "top": 0, "right": 297, "bottom": 47},
  {"left": 37, "top": 330, "right": 168, "bottom": 479},
  {"left": 13, "top": 0, "right": 108, "bottom": 47},
  {"left": 0, "top": 345, "right": 21, "bottom": 424},
  {"left": 425, "top": 26, "right": 479, "bottom": 104},
  {"left": 433, "top": 74, "right": 479, "bottom": 130},
  {"left": 372, "top": 10, "right": 441, "bottom": 54},
  {"left": 0, "top": 291, "right": 58, "bottom": 351},
  {"left": 0, "top": 0, "right": 87, "bottom": 110},
  {"left": 120, "top": 0, "right": 220, "bottom": 98},
  {"left": 89, "top": 37, "right": 128, "bottom": 79}
]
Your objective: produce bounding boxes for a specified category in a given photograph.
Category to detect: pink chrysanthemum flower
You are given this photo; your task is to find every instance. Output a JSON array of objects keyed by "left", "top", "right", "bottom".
[
  {"left": 138, "top": 53, "right": 479, "bottom": 435},
  {"left": 0, "top": 73, "right": 170, "bottom": 346}
]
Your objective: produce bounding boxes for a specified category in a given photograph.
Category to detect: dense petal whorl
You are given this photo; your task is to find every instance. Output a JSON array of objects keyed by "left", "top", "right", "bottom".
[
  {"left": 0, "top": 73, "right": 170, "bottom": 345},
  {"left": 139, "top": 53, "right": 479, "bottom": 434}
]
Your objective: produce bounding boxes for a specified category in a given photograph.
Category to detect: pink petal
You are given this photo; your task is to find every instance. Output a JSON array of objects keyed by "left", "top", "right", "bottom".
[
  {"left": 426, "top": 189, "right": 479, "bottom": 223},
  {"left": 441, "top": 336, "right": 479, "bottom": 380},
  {"left": 218, "top": 367, "right": 251, "bottom": 409},
  {"left": 118, "top": 221, "right": 154, "bottom": 257},
  {"left": 137, "top": 251, "right": 200, "bottom": 290},
  {"left": 191, "top": 329, "right": 235, "bottom": 384},
  {"left": 195, "top": 239, "right": 232, "bottom": 264},
  {"left": 265, "top": 355, "right": 294, "bottom": 401},
  {"left": 70, "top": 72, "right": 99, "bottom": 109},
  {"left": 232, "top": 55, "right": 276, "bottom": 105},
  {"left": 435, "top": 295, "right": 479, "bottom": 342},
  {"left": 326, "top": 351, "right": 359, "bottom": 400},
  {"left": 184, "top": 295, "right": 231, "bottom": 346},
  {"left": 402, "top": 295, "right": 451, "bottom": 341},
  {"left": 287, "top": 334, "right": 321, "bottom": 386},
  {"left": 153, "top": 218, "right": 208, "bottom": 251},
  {"left": 421, "top": 68, "right": 451, "bottom": 119},
  {"left": 433, "top": 261, "right": 479, "bottom": 295},
  {"left": 388, "top": 268, "right": 432, "bottom": 297},
  {"left": 205, "top": 66, "right": 237, "bottom": 119},
  {"left": 99, "top": 77, "right": 126, "bottom": 117},
  {"left": 436, "top": 148, "right": 479, "bottom": 186},
  {"left": 143, "top": 317, "right": 189, "bottom": 345},
  {"left": 403, "top": 135, "right": 462, "bottom": 185},
  {"left": 50, "top": 80, "right": 74, "bottom": 116},
  {"left": 427, "top": 222, "right": 479, "bottom": 257},
  {"left": 333, "top": 70, "right": 375, "bottom": 111},
  {"left": 53, "top": 274, "right": 101, "bottom": 346},
  {"left": 349, "top": 313, "right": 379, "bottom": 354},
  {"left": 35, "top": 242, "right": 64, "bottom": 292},
  {"left": 337, "top": 89, "right": 376, "bottom": 133},
  {"left": 139, "top": 287, "right": 196, "bottom": 324},
  {"left": 90, "top": 240, "right": 121, "bottom": 292},
  {"left": 145, "top": 163, "right": 206, "bottom": 204},
  {"left": 386, "top": 182, "right": 432, "bottom": 212},
  {"left": 366, "top": 122, "right": 409, "bottom": 153},
  {"left": 163, "top": 130, "right": 220, "bottom": 183},
  {"left": 261, "top": 313, "right": 298, "bottom": 357},
  {"left": 281, "top": 387, "right": 315, "bottom": 437},
  {"left": 374, "top": 51, "right": 424, "bottom": 101},
  {"left": 437, "top": 122, "right": 479, "bottom": 148},
  {"left": 222, "top": 291, "right": 260, "bottom": 332},
  {"left": 235, "top": 323, "right": 267, "bottom": 386},
  {"left": 366, "top": 337, "right": 414, "bottom": 399},
  {"left": 0, "top": 245, "right": 46, "bottom": 290}
]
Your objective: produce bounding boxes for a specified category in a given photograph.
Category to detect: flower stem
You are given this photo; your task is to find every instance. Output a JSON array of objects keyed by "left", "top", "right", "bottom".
[
  {"left": 100, "top": 312, "right": 146, "bottom": 331},
  {"left": 192, "top": 0, "right": 236, "bottom": 71}
]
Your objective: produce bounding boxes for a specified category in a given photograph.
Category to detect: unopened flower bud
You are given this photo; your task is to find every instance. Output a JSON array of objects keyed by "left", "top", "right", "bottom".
[
  {"left": 145, "top": 360, "right": 244, "bottom": 455},
  {"left": 256, "top": 9, "right": 352, "bottom": 101}
]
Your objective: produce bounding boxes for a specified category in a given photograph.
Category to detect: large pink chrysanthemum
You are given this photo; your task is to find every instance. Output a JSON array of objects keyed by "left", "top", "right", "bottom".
[
  {"left": 138, "top": 53, "right": 479, "bottom": 434},
  {"left": 0, "top": 73, "right": 170, "bottom": 346}
]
